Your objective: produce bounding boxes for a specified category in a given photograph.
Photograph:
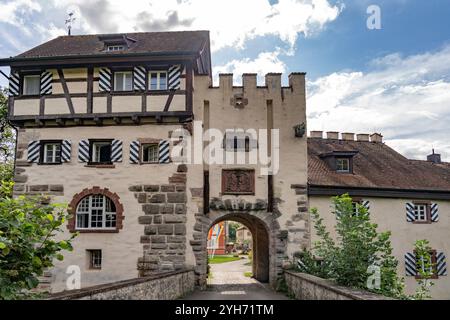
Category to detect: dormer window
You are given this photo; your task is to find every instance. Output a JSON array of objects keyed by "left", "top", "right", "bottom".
[
  {"left": 319, "top": 150, "right": 358, "bottom": 174},
  {"left": 336, "top": 158, "right": 350, "bottom": 173},
  {"left": 107, "top": 45, "right": 124, "bottom": 52}
]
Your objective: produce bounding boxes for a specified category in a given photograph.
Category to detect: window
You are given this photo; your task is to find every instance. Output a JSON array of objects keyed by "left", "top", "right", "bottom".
[
  {"left": 149, "top": 71, "right": 167, "bottom": 90},
  {"left": 87, "top": 250, "right": 102, "bottom": 269},
  {"left": 42, "top": 142, "right": 61, "bottom": 164},
  {"left": 76, "top": 194, "right": 117, "bottom": 230},
  {"left": 91, "top": 141, "right": 112, "bottom": 164},
  {"left": 414, "top": 203, "right": 430, "bottom": 223},
  {"left": 107, "top": 45, "right": 124, "bottom": 52},
  {"left": 336, "top": 158, "right": 350, "bottom": 173},
  {"left": 224, "top": 133, "right": 255, "bottom": 152},
  {"left": 142, "top": 144, "right": 159, "bottom": 163},
  {"left": 416, "top": 250, "right": 437, "bottom": 278},
  {"left": 23, "top": 75, "right": 40, "bottom": 95},
  {"left": 114, "top": 71, "right": 133, "bottom": 91}
]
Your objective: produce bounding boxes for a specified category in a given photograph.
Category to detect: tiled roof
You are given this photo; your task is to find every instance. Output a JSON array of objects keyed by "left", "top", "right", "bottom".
[
  {"left": 308, "top": 138, "right": 450, "bottom": 192},
  {"left": 16, "top": 31, "right": 210, "bottom": 58}
]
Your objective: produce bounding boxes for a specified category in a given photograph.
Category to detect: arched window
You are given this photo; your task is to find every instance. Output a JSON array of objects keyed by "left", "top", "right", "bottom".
[
  {"left": 68, "top": 187, "right": 124, "bottom": 233},
  {"left": 76, "top": 194, "right": 117, "bottom": 229}
]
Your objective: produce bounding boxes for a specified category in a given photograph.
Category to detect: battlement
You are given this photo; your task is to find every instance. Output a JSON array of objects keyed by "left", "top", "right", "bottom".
[{"left": 212, "top": 72, "right": 306, "bottom": 92}]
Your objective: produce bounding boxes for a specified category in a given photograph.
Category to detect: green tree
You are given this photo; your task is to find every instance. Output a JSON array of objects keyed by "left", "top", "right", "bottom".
[
  {"left": 410, "top": 239, "right": 435, "bottom": 300},
  {"left": 297, "top": 194, "right": 404, "bottom": 298},
  {"left": 297, "top": 194, "right": 434, "bottom": 299},
  {"left": 0, "top": 182, "right": 77, "bottom": 300}
]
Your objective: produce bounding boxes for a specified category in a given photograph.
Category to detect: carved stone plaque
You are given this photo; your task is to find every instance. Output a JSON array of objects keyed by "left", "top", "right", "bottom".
[{"left": 222, "top": 169, "right": 255, "bottom": 195}]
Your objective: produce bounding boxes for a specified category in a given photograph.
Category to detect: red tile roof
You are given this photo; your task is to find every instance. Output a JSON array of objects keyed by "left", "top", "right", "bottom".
[{"left": 308, "top": 138, "right": 450, "bottom": 192}]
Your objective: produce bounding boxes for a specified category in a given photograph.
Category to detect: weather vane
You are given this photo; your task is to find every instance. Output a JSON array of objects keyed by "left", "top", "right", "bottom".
[{"left": 65, "top": 12, "right": 76, "bottom": 36}]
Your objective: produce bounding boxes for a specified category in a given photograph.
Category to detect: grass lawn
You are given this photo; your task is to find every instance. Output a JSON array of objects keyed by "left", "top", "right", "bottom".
[{"left": 209, "top": 255, "right": 241, "bottom": 264}]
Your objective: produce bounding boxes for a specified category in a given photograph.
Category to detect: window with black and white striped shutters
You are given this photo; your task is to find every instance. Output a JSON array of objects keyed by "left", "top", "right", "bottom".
[
  {"left": 40, "top": 71, "right": 53, "bottom": 95},
  {"left": 405, "top": 251, "right": 447, "bottom": 277},
  {"left": 8, "top": 72, "right": 20, "bottom": 96},
  {"left": 129, "top": 140, "right": 140, "bottom": 164},
  {"left": 99, "top": 68, "right": 112, "bottom": 92},
  {"left": 111, "top": 139, "right": 123, "bottom": 162},
  {"left": 405, "top": 202, "right": 439, "bottom": 223},
  {"left": 27, "top": 141, "right": 40, "bottom": 163},
  {"left": 158, "top": 140, "right": 170, "bottom": 163},
  {"left": 133, "top": 66, "right": 146, "bottom": 91},
  {"left": 168, "top": 65, "right": 181, "bottom": 90}
]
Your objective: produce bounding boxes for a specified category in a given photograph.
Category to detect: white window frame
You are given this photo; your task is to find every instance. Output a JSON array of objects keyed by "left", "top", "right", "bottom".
[
  {"left": 414, "top": 204, "right": 428, "bottom": 222},
  {"left": 75, "top": 195, "right": 117, "bottom": 230},
  {"left": 92, "top": 141, "right": 111, "bottom": 163},
  {"left": 23, "top": 75, "right": 40, "bottom": 96},
  {"left": 336, "top": 158, "right": 350, "bottom": 173},
  {"left": 114, "top": 71, "right": 133, "bottom": 91},
  {"left": 149, "top": 71, "right": 168, "bottom": 90},
  {"left": 43, "top": 143, "right": 61, "bottom": 164},
  {"left": 141, "top": 143, "right": 159, "bottom": 163},
  {"left": 107, "top": 45, "right": 124, "bottom": 52}
]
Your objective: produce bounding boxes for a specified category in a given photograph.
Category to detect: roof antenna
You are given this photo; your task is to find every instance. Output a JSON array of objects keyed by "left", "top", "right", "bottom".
[{"left": 65, "top": 12, "right": 76, "bottom": 36}]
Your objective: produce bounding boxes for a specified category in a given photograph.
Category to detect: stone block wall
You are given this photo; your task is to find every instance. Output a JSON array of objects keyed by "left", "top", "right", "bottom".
[
  {"left": 132, "top": 164, "right": 189, "bottom": 275},
  {"left": 284, "top": 271, "right": 393, "bottom": 300},
  {"left": 47, "top": 269, "right": 195, "bottom": 300}
]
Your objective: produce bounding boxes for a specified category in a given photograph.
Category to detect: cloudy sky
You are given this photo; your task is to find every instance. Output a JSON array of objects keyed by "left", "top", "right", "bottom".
[{"left": 0, "top": 0, "right": 449, "bottom": 161}]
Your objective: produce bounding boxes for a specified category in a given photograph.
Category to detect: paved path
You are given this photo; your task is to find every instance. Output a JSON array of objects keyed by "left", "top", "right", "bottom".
[{"left": 184, "top": 256, "right": 288, "bottom": 300}]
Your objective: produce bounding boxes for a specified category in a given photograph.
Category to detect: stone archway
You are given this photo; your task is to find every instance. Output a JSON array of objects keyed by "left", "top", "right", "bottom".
[{"left": 190, "top": 207, "right": 286, "bottom": 289}]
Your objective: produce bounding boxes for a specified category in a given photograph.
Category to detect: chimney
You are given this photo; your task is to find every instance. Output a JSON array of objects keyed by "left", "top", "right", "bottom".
[
  {"left": 326, "top": 131, "right": 339, "bottom": 140},
  {"left": 370, "top": 133, "right": 383, "bottom": 143},
  {"left": 356, "top": 134, "right": 370, "bottom": 142},
  {"left": 341, "top": 132, "right": 355, "bottom": 141},
  {"left": 427, "top": 149, "right": 441, "bottom": 164},
  {"left": 310, "top": 131, "right": 323, "bottom": 138}
]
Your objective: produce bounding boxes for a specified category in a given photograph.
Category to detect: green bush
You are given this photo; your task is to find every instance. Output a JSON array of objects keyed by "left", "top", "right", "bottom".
[
  {"left": 297, "top": 194, "right": 434, "bottom": 299},
  {"left": 0, "top": 182, "right": 76, "bottom": 300}
]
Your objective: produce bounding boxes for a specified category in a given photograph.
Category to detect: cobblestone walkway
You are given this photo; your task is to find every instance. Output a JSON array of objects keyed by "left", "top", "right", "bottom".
[{"left": 184, "top": 256, "right": 289, "bottom": 300}]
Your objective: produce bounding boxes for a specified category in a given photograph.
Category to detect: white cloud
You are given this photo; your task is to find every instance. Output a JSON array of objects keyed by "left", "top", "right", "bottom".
[
  {"left": 213, "top": 49, "right": 286, "bottom": 85},
  {"left": 307, "top": 45, "right": 450, "bottom": 161},
  {"left": 0, "top": 0, "right": 41, "bottom": 34},
  {"left": 50, "top": 0, "right": 342, "bottom": 52}
]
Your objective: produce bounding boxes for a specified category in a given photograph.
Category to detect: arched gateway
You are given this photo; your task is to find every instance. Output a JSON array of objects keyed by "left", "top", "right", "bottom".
[{"left": 192, "top": 207, "right": 286, "bottom": 288}]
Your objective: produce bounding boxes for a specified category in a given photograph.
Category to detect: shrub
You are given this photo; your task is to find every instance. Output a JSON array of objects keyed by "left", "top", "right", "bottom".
[
  {"left": 0, "top": 182, "right": 76, "bottom": 300},
  {"left": 296, "top": 194, "right": 420, "bottom": 299}
]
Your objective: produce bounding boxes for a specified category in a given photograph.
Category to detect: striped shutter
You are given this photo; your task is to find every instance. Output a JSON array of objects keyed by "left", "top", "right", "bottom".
[
  {"left": 133, "top": 66, "right": 146, "bottom": 91},
  {"left": 40, "top": 71, "right": 53, "bottom": 95},
  {"left": 130, "top": 140, "right": 140, "bottom": 164},
  {"left": 61, "top": 140, "right": 72, "bottom": 162},
  {"left": 111, "top": 139, "right": 123, "bottom": 162},
  {"left": 158, "top": 140, "right": 170, "bottom": 163},
  {"left": 406, "top": 202, "right": 416, "bottom": 222},
  {"left": 78, "top": 140, "right": 90, "bottom": 163},
  {"left": 8, "top": 72, "right": 20, "bottom": 96},
  {"left": 99, "top": 68, "right": 112, "bottom": 92},
  {"left": 405, "top": 252, "right": 417, "bottom": 276},
  {"left": 168, "top": 65, "right": 181, "bottom": 90},
  {"left": 27, "top": 140, "right": 40, "bottom": 163},
  {"left": 436, "top": 252, "right": 447, "bottom": 276},
  {"left": 361, "top": 200, "right": 370, "bottom": 212},
  {"left": 431, "top": 203, "right": 439, "bottom": 222}
]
